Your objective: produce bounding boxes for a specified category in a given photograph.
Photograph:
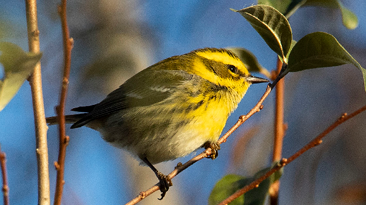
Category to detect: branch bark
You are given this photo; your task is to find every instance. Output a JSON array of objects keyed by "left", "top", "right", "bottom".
[
  {"left": 273, "top": 58, "right": 285, "bottom": 162},
  {"left": 25, "top": 0, "right": 50, "bottom": 204},
  {"left": 0, "top": 147, "right": 9, "bottom": 205},
  {"left": 54, "top": 0, "right": 73, "bottom": 204},
  {"left": 270, "top": 57, "right": 286, "bottom": 205}
]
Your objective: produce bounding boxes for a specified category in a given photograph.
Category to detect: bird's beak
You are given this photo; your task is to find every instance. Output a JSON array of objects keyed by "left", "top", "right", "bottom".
[{"left": 246, "top": 75, "right": 269, "bottom": 84}]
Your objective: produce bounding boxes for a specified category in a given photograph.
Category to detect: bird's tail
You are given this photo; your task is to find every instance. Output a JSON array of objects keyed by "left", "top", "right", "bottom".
[{"left": 46, "top": 114, "right": 87, "bottom": 125}]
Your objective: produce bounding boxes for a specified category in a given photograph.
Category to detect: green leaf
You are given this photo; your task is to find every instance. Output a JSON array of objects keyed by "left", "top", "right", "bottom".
[
  {"left": 257, "top": 0, "right": 293, "bottom": 15},
  {"left": 278, "top": 40, "right": 297, "bottom": 65},
  {"left": 233, "top": 5, "right": 293, "bottom": 62},
  {"left": 258, "top": 0, "right": 358, "bottom": 29},
  {"left": 304, "top": 0, "right": 358, "bottom": 29},
  {"left": 287, "top": 32, "right": 366, "bottom": 92},
  {"left": 209, "top": 174, "right": 246, "bottom": 205},
  {"left": 257, "top": 0, "right": 307, "bottom": 18},
  {"left": 0, "top": 42, "right": 42, "bottom": 111},
  {"left": 283, "top": 0, "right": 307, "bottom": 18},
  {"left": 209, "top": 164, "right": 283, "bottom": 205},
  {"left": 227, "top": 47, "right": 270, "bottom": 78}
]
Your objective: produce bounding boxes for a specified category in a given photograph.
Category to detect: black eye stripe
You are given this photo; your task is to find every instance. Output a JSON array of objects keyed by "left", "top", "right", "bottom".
[
  {"left": 227, "top": 64, "right": 238, "bottom": 74},
  {"left": 210, "top": 65, "right": 218, "bottom": 75}
]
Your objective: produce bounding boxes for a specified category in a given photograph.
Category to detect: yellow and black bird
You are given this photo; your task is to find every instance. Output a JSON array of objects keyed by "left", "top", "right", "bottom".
[{"left": 47, "top": 48, "right": 268, "bottom": 199}]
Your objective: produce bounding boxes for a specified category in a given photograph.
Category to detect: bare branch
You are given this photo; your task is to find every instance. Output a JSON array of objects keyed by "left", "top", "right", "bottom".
[
  {"left": 25, "top": 0, "right": 50, "bottom": 204},
  {"left": 0, "top": 147, "right": 9, "bottom": 205},
  {"left": 272, "top": 58, "right": 285, "bottom": 162},
  {"left": 270, "top": 57, "right": 286, "bottom": 205},
  {"left": 53, "top": 0, "right": 73, "bottom": 204}
]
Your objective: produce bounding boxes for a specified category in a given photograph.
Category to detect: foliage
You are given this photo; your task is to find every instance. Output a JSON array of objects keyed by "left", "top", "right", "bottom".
[
  {"left": 0, "top": 42, "right": 42, "bottom": 111},
  {"left": 232, "top": 5, "right": 292, "bottom": 63},
  {"left": 210, "top": 1, "right": 364, "bottom": 204},
  {"left": 209, "top": 164, "right": 282, "bottom": 205},
  {"left": 231, "top": 4, "right": 365, "bottom": 90},
  {"left": 259, "top": 0, "right": 359, "bottom": 29}
]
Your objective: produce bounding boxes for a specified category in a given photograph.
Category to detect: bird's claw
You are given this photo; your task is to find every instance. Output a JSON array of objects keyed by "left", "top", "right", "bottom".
[
  {"left": 157, "top": 172, "right": 172, "bottom": 200},
  {"left": 203, "top": 142, "right": 221, "bottom": 159}
]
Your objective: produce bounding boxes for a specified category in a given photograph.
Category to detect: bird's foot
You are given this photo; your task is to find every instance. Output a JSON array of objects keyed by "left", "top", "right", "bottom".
[
  {"left": 203, "top": 141, "right": 221, "bottom": 159},
  {"left": 157, "top": 172, "right": 172, "bottom": 200},
  {"left": 175, "top": 162, "right": 183, "bottom": 169}
]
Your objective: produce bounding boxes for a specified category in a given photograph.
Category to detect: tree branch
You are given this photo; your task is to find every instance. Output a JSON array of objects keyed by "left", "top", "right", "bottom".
[
  {"left": 218, "top": 104, "right": 366, "bottom": 205},
  {"left": 54, "top": 0, "right": 73, "bottom": 204},
  {"left": 25, "top": 0, "right": 50, "bottom": 204},
  {"left": 270, "top": 57, "right": 286, "bottom": 205},
  {"left": 272, "top": 58, "right": 285, "bottom": 162},
  {"left": 0, "top": 147, "right": 9, "bottom": 205}
]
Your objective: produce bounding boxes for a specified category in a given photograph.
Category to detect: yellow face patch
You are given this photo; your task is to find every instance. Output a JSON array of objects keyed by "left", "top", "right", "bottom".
[
  {"left": 195, "top": 49, "right": 249, "bottom": 76},
  {"left": 190, "top": 49, "right": 250, "bottom": 89},
  {"left": 192, "top": 58, "right": 222, "bottom": 85}
]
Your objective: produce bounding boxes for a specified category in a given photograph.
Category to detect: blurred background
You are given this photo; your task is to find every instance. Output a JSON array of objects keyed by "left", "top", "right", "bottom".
[{"left": 1, "top": 0, "right": 366, "bottom": 204}]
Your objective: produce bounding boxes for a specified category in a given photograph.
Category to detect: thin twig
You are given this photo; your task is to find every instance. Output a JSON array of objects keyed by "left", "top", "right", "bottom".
[
  {"left": 270, "top": 58, "right": 286, "bottom": 205},
  {"left": 0, "top": 147, "right": 9, "bottom": 205},
  {"left": 218, "top": 104, "right": 366, "bottom": 205},
  {"left": 54, "top": 1, "right": 73, "bottom": 205},
  {"left": 125, "top": 84, "right": 274, "bottom": 205},
  {"left": 25, "top": 0, "right": 50, "bottom": 204}
]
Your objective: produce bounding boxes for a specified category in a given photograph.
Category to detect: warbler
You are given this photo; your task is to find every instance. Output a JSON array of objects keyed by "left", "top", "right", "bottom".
[{"left": 47, "top": 48, "right": 268, "bottom": 199}]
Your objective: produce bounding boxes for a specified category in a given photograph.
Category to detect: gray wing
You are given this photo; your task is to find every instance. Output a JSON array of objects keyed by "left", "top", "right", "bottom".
[{"left": 71, "top": 69, "right": 193, "bottom": 128}]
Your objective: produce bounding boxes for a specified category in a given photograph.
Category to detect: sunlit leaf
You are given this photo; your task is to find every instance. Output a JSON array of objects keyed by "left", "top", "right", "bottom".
[
  {"left": 209, "top": 164, "right": 283, "bottom": 205},
  {"left": 233, "top": 5, "right": 292, "bottom": 62},
  {"left": 0, "top": 42, "right": 42, "bottom": 111},
  {"left": 287, "top": 32, "right": 366, "bottom": 92},
  {"left": 227, "top": 47, "right": 270, "bottom": 78}
]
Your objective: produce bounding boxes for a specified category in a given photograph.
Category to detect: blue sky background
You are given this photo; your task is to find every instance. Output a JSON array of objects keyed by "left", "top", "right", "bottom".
[{"left": 1, "top": 0, "right": 366, "bottom": 204}]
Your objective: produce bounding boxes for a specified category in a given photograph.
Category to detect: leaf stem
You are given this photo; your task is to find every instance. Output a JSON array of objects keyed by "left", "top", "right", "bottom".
[
  {"left": 270, "top": 63, "right": 288, "bottom": 89},
  {"left": 25, "top": 0, "right": 50, "bottom": 204}
]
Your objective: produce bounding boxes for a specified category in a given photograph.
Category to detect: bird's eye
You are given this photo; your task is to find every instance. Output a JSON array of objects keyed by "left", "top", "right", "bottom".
[{"left": 227, "top": 65, "right": 238, "bottom": 74}]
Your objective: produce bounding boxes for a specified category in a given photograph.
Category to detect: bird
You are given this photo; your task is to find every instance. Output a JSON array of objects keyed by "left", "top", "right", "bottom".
[{"left": 47, "top": 48, "right": 268, "bottom": 199}]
